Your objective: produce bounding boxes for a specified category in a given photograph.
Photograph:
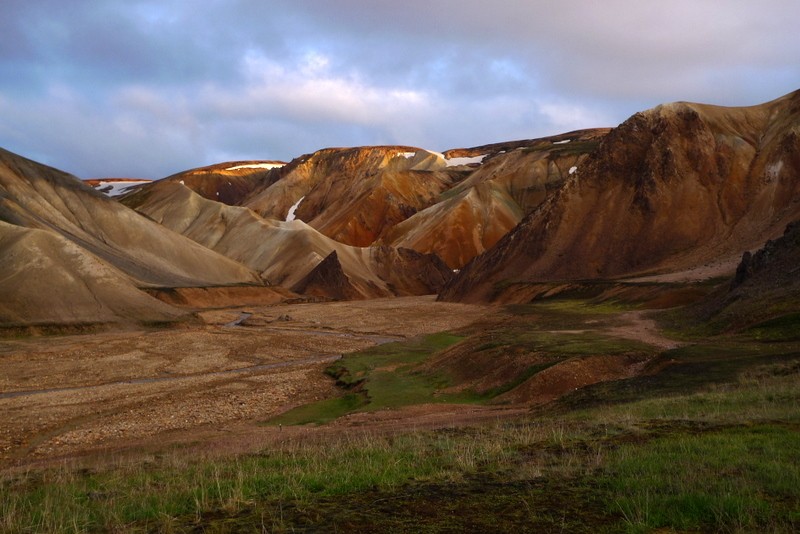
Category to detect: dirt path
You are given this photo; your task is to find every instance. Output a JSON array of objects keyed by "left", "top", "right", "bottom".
[{"left": 605, "top": 310, "right": 684, "bottom": 350}]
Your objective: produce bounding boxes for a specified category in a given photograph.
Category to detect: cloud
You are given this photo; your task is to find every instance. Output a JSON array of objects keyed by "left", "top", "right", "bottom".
[{"left": 0, "top": 0, "right": 798, "bottom": 177}]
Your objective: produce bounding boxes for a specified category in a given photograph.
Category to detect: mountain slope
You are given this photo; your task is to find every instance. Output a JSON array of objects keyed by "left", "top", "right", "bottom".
[
  {"left": 123, "top": 180, "right": 452, "bottom": 299},
  {"left": 153, "top": 160, "right": 286, "bottom": 206},
  {"left": 0, "top": 148, "right": 260, "bottom": 288},
  {"left": 441, "top": 90, "right": 800, "bottom": 302},
  {"left": 0, "top": 221, "right": 186, "bottom": 327},
  {"left": 242, "top": 146, "right": 462, "bottom": 246},
  {"left": 0, "top": 147, "right": 263, "bottom": 327},
  {"left": 381, "top": 129, "right": 609, "bottom": 268}
]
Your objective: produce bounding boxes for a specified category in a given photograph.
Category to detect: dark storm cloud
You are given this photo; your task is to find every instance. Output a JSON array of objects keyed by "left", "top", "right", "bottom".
[{"left": 0, "top": 0, "right": 798, "bottom": 177}]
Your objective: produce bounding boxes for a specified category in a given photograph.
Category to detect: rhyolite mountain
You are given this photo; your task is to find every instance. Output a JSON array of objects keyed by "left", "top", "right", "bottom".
[
  {"left": 0, "top": 148, "right": 260, "bottom": 327},
  {"left": 122, "top": 179, "right": 452, "bottom": 299},
  {"left": 379, "top": 129, "right": 610, "bottom": 268},
  {"left": 242, "top": 146, "right": 462, "bottom": 247},
  {"left": 440, "top": 89, "right": 800, "bottom": 303},
  {"left": 156, "top": 159, "right": 287, "bottom": 206},
  {"left": 4, "top": 88, "right": 799, "bottom": 327},
  {"left": 130, "top": 133, "right": 609, "bottom": 270}
]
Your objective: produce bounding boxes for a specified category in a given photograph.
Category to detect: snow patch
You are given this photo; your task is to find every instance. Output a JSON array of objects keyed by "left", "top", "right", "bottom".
[
  {"left": 179, "top": 180, "right": 185, "bottom": 185},
  {"left": 400, "top": 151, "right": 416, "bottom": 159},
  {"left": 226, "top": 162, "right": 285, "bottom": 171},
  {"left": 766, "top": 160, "right": 784, "bottom": 181},
  {"left": 286, "top": 195, "right": 305, "bottom": 222},
  {"left": 92, "top": 180, "right": 152, "bottom": 197},
  {"left": 553, "top": 139, "right": 571, "bottom": 145},
  {"left": 445, "top": 154, "right": 486, "bottom": 167},
  {"left": 569, "top": 166, "right": 578, "bottom": 175}
]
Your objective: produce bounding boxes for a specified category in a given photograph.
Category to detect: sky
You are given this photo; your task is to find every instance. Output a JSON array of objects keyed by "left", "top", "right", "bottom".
[{"left": 1, "top": 1, "right": 798, "bottom": 179}]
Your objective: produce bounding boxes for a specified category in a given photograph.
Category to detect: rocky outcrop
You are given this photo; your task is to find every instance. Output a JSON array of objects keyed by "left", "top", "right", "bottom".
[
  {"left": 694, "top": 219, "right": 800, "bottom": 330},
  {"left": 291, "top": 251, "right": 364, "bottom": 301},
  {"left": 368, "top": 246, "right": 454, "bottom": 296},
  {"left": 441, "top": 90, "right": 800, "bottom": 302},
  {"left": 732, "top": 220, "right": 800, "bottom": 289}
]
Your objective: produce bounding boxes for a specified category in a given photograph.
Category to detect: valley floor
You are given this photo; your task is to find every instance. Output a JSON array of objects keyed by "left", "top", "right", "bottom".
[
  {"left": 1, "top": 293, "right": 798, "bottom": 532},
  {"left": 0, "top": 296, "right": 490, "bottom": 470}
]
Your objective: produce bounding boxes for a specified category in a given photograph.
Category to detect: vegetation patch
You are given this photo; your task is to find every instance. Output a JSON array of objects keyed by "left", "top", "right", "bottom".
[
  {"left": 744, "top": 312, "right": 800, "bottom": 341},
  {"left": 269, "top": 333, "right": 471, "bottom": 425},
  {"left": 268, "top": 393, "right": 368, "bottom": 426},
  {"left": 605, "top": 424, "right": 800, "bottom": 532}
]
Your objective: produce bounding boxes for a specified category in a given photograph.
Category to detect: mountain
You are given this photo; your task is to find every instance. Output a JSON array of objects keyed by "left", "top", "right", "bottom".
[
  {"left": 122, "top": 180, "right": 452, "bottom": 299},
  {"left": 0, "top": 147, "right": 260, "bottom": 327},
  {"left": 0, "top": 220, "right": 184, "bottom": 327},
  {"left": 380, "top": 129, "right": 610, "bottom": 268},
  {"left": 85, "top": 178, "right": 152, "bottom": 197},
  {"left": 132, "top": 136, "right": 610, "bottom": 276},
  {"left": 440, "top": 90, "right": 800, "bottom": 302},
  {"left": 242, "top": 146, "right": 462, "bottom": 247},
  {"left": 155, "top": 160, "right": 286, "bottom": 206}
]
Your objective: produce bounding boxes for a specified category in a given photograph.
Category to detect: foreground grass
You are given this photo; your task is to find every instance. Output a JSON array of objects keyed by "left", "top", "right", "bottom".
[
  {"left": 608, "top": 424, "right": 800, "bottom": 532},
  {"left": 3, "top": 357, "right": 798, "bottom": 532}
]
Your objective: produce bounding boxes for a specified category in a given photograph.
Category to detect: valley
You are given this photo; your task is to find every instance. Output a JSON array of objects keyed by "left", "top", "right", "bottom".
[
  {"left": 1, "top": 89, "right": 799, "bottom": 531},
  {"left": 0, "top": 297, "right": 489, "bottom": 469},
  {"left": 1, "top": 288, "right": 798, "bottom": 532}
]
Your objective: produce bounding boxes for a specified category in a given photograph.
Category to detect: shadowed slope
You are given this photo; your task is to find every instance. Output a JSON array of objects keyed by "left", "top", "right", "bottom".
[{"left": 0, "top": 221, "right": 186, "bottom": 327}]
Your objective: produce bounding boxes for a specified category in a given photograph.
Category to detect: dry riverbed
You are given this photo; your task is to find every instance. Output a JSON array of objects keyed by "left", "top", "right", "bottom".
[{"left": 0, "top": 296, "right": 491, "bottom": 469}]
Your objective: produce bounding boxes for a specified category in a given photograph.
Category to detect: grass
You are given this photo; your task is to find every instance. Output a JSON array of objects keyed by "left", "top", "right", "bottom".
[
  {"left": 272, "top": 303, "right": 654, "bottom": 426},
  {"left": 269, "top": 332, "right": 473, "bottom": 425},
  {"left": 606, "top": 424, "right": 800, "bottom": 532},
  {"left": 3, "top": 356, "right": 799, "bottom": 532},
  {"left": 4, "top": 362, "right": 798, "bottom": 532},
  {"left": 745, "top": 312, "right": 800, "bottom": 341},
  {"left": 268, "top": 393, "right": 367, "bottom": 426}
]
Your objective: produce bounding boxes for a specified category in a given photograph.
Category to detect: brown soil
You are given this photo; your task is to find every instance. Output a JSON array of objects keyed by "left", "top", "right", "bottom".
[
  {"left": 0, "top": 295, "right": 690, "bottom": 473},
  {"left": 0, "top": 296, "right": 491, "bottom": 471},
  {"left": 605, "top": 310, "right": 684, "bottom": 350}
]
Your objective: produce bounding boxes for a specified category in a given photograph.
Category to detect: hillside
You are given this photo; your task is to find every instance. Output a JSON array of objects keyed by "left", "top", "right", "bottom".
[
  {"left": 242, "top": 146, "right": 462, "bottom": 247},
  {"left": 123, "top": 180, "right": 452, "bottom": 299},
  {"left": 157, "top": 160, "right": 286, "bottom": 205},
  {"left": 381, "top": 129, "right": 610, "bottom": 268},
  {"left": 441, "top": 90, "right": 800, "bottom": 302},
  {"left": 0, "top": 148, "right": 260, "bottom": 327}
]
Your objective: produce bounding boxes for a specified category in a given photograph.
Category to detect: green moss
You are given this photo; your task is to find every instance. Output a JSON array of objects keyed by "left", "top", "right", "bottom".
[{"left": 268, "top": 393, "right": 368, "bottom": 426}]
